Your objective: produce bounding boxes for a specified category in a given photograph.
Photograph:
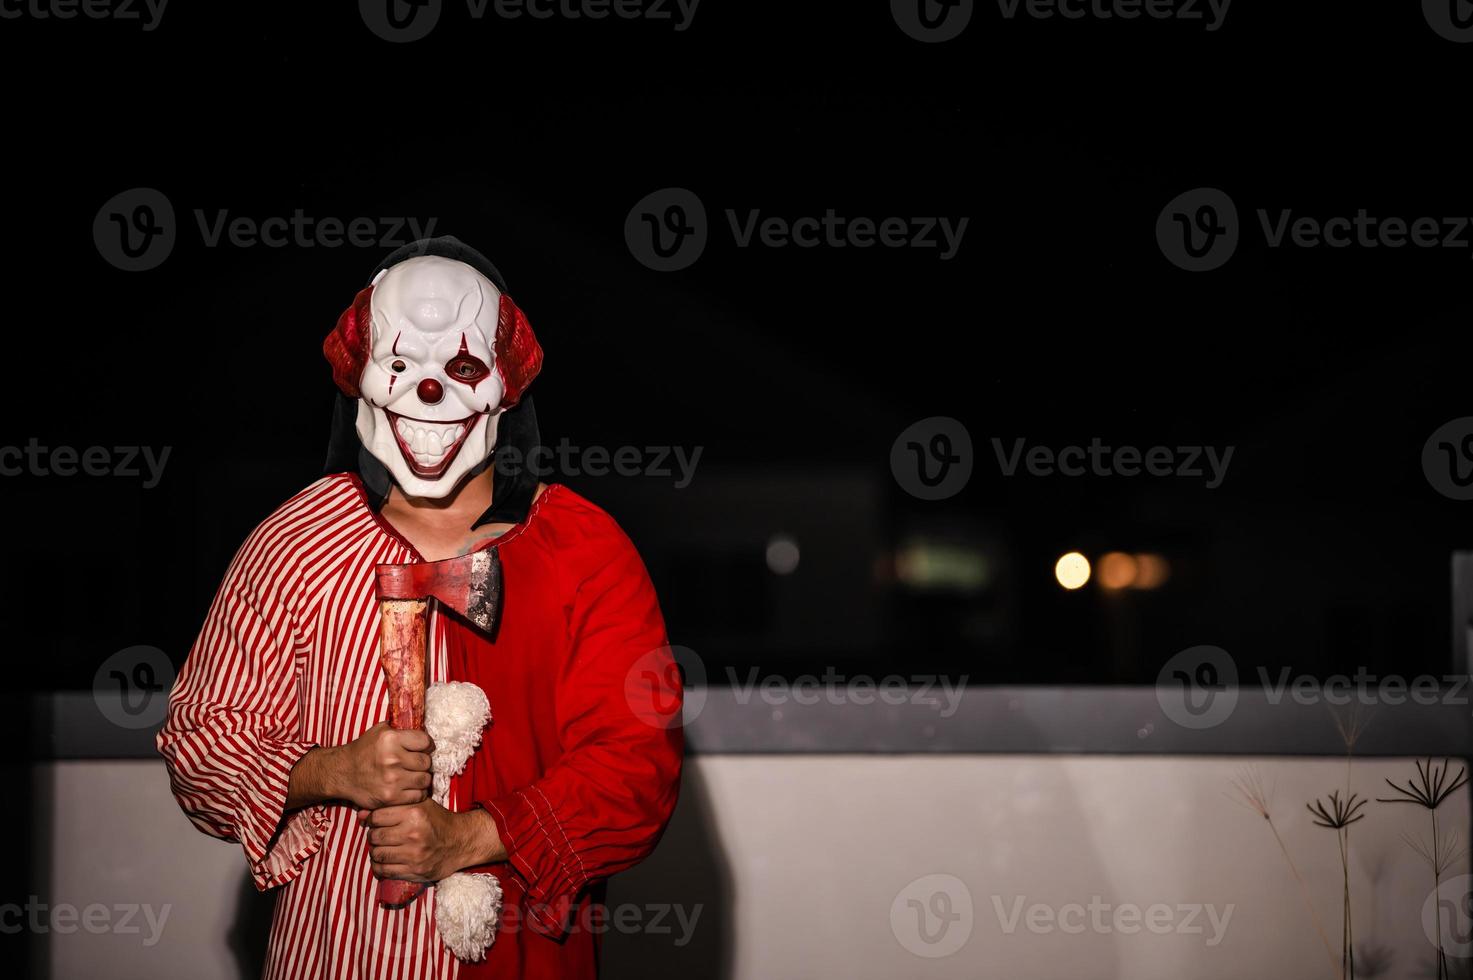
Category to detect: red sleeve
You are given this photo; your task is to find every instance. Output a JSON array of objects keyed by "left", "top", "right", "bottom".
[
  {"left": 478, "top": 528, "right": 684, "bottom": 936},
  {"left": 155, "top": 529, "right": 331, "bottom": 891}
]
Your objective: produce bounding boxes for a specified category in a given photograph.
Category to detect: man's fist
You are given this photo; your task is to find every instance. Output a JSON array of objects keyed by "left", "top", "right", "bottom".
[
  {"left": 360, "top": 800, "right": 476, "bottom": 884},
  {"left": 329, "top": 722, "right": 434, "bottom": 810}
]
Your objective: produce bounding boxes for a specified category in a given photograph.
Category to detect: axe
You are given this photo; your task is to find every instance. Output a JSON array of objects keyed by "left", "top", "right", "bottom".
[{"left": 372, "top": 547, "right": 503, "bottom": 909}]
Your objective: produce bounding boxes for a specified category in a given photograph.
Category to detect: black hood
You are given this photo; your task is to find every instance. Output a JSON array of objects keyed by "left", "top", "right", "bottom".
[{"left": 321, "top": 235, "right": 542, "bottom": 528}]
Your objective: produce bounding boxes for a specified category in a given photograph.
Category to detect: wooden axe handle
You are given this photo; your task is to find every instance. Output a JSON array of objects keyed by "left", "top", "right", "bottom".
[{"left": 375, "top": 597, "right": 429, "bottom": 910}]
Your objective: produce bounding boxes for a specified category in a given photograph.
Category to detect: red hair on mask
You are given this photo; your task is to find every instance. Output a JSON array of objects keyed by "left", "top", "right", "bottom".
[
  {"left": 323, "top": 284, "right": 543, "bottom": 406},
  {"left": 493, "top": 292, "right": 543, "bottom": 408},
  {"left": 323, "top": 285, "right": 375, "bottom": 398}
]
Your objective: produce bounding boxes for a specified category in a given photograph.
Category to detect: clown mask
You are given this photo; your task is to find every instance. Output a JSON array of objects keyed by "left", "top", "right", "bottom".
[{"left": 323, "top": 254, "right": 543, "bottom": 499}]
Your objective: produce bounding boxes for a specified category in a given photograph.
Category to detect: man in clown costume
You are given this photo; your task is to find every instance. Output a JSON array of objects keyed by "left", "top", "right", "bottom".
[{"left": 158, "top": 237, "right": 684, "bottom": 979}]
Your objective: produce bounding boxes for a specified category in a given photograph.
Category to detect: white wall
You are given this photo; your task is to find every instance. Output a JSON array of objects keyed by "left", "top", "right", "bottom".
[{"left": 33, "top": 756, "right": 1472, "bottom": 980}]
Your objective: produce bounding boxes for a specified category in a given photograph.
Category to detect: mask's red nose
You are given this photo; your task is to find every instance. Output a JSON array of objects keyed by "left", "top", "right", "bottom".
[{"left": 416, "top": 378, "right": 444, "bottom": 404}]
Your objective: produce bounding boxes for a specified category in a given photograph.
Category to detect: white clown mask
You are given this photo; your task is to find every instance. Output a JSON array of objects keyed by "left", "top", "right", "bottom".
[{"left": 323, "top": 254, "right": 543, "bottom": 499}]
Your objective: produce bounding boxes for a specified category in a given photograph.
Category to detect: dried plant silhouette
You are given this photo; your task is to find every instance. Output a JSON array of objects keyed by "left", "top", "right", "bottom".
[
  {"left": 1319, "top": 704, "right": 1373, "bottom": 980},
  {"left": 1229, "top": 766, "right": 1343, "bottom": 979},
  {"left": 1308, "top": 791, "right": 1367, "bottom": 980},
  {"left": 1378, "top": 758, "right": 1470, "bottom": 980}
]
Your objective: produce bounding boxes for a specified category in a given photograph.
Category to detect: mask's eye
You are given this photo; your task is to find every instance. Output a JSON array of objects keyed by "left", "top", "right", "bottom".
[
  {"left": 445, "top": 354, "right": 490, "bottom": 384},
  {"left": 390, "top": 359, "right": 407, "bottom": 373}
]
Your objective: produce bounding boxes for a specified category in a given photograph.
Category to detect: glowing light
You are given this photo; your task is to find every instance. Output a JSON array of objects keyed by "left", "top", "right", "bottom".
[
  {"left": 1133, "top": 553, "right": 1170, "bottom": 589},
  {"left": 1055, "top": 552, "right": 1091, "bottom": 590},
  {"left": 1098, "top": 552, "right": 1138, "bottom": 590},
  {"left": 895, "top": 541, "right": 991, "bottom": 592},
  {"left": 766, "top": 534, "right": 801, "bottom": 575}
]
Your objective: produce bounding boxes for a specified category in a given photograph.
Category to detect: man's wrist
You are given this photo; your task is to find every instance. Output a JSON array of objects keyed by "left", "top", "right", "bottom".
[
  {"left": 456, "top": 808, "right": 506, "bottom": 868},
  {"left": 287, "top": 744, "right": 340, "bottom": 810},
  {"left": 313, "top": 744, "right": 342, "bottom": 802}
]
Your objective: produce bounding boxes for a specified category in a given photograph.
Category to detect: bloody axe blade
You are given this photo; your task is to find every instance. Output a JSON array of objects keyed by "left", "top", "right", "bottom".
[
  {"left": 375, "top": 548, "right": 503, "bottom": 632},
  {"left": 370, "top": 547, "right": 503, "bottom": 910}
]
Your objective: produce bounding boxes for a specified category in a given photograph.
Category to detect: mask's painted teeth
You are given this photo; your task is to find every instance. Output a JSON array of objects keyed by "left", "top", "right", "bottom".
[{"left": 393, "top": 418, "right": 470, "bottom": 465}]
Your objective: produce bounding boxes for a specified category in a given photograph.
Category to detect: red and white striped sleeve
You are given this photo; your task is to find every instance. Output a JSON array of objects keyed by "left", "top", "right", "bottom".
[{"left": 156, "top": 522, "right": 331, "bottom": 891}]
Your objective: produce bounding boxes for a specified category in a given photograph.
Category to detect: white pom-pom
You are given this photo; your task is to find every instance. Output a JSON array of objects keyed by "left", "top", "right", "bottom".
[
  {"left": 424, "top": 682, "right": 492, "bottom": 803},
  {"left": 423, "top": 682, "right": 500, "bottom": 958},
  {"left": 434, "top": 872, "right": 502, "bottom": 962}
]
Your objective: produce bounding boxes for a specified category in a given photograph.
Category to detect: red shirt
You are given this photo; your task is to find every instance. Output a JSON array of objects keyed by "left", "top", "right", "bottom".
[
  {"left": 445, "top": 480, "right": 684, "bottom": 978},
  {"left": 158, "top": 474, "right": 683, "bottom": 979}
]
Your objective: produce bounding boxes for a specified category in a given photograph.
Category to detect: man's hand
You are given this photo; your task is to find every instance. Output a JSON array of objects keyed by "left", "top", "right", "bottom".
[
  {"left": 359, "top": 800, "right": 494, "bottom": 883},
  {"left": 287, "top": 722, "right": 434, "bottom": 812},
  {"left": 335, "top": 722, "right": 435, "bottom": 810}
]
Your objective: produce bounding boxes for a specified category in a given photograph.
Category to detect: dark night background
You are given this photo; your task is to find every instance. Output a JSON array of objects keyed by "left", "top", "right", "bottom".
[
  {"left": 2, "top": 1, "right": 1470, "bottom": 697},
  {"left": 1, "top": 3, "right": 1470, "bottom": 975}
]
